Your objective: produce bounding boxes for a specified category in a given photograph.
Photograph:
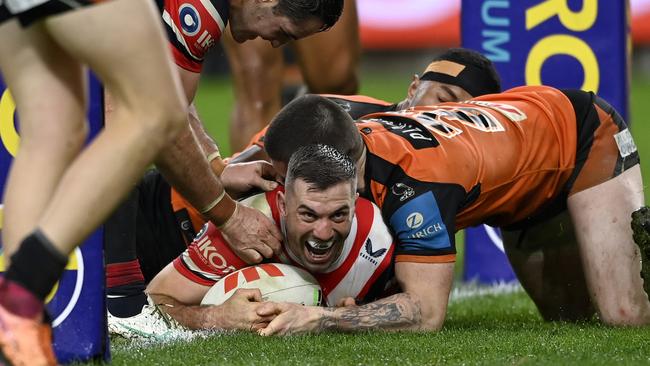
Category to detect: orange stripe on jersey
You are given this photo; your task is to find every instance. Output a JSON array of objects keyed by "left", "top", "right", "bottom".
[
  {"left": 246, "top": 126, "right": 269, "bottom": 150},
  {"left": 570, "top": 104, "right": 620, "bottom": 194},
  {"left": 319, "top": 94, "right": 392, "bottom": 106},
  {"left": 395, "top": 254, "right": 456, "bottom": 263},
  {"left": 369, "top": 180, "right": 387, "bottom": 208}
]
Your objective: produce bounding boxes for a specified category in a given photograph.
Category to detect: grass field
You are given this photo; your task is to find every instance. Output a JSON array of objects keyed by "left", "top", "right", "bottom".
[{"left": 105, "top": 71, "right": 650, "bottom": 365}]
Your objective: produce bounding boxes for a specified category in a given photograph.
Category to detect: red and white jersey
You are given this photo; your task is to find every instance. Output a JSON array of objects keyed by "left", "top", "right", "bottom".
[
  {"left": 173, "top": 187, "right": 396, "bottom": 306},
  {"left": 158, "top": 0, "right": 229, "bottom": 72}
]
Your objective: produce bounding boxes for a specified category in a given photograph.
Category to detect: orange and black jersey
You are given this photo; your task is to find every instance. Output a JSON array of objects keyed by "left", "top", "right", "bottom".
[{"left": 357, "top": 85, "right": 637, "bottom": 264}]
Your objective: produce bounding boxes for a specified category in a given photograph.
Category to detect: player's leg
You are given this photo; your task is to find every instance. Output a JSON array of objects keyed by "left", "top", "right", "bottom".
[
  {"left": 34, "top": 0, "right": 187, "bottom": 251},
  {"left": 292, "top": 0, "right": 360, "bottom": 94},
  {"left": 0, "top": 9, "right": 92, "bottom": 366},
  {"left": 0, "top": 19, "right": 88, "bottom": 259},
  {"left": 567, "top": 165, "right": 649, "bottom": 325},
  {"left": 223, "top": 31, "right": 284, "bottom": 152},
  {"left": 503, "top": 212, "right": 595, "bottom": 322},
  {"left": 564, "top": 90, "right": 649, "bottom": 325},
  {"left": 1, "top": 2, "right": 185, "bottom": 364}
]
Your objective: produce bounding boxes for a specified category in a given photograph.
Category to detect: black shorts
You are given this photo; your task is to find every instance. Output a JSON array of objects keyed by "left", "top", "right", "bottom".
[
  {"left": 0, "top": 0, "right": 95, "bottom": 27},
  {"left": 104, "top": 170, "right": 190, "bottom": 282},
  {"left": 504, "top": 89, "right": 639, "bottom": 231}
]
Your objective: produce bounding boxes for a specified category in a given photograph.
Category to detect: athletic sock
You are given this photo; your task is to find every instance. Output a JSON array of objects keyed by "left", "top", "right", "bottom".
[
  {"left": 4, "top": 230, "right": 68, "bottom": 303},
  {"left": 106, "top": 260, "right": 148, "bottom": 317}
]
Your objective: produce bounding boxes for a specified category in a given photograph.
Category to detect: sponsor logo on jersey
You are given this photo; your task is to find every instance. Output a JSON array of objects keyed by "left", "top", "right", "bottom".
[
  {"left": 194, "top": 232, "right": 237, "bottom": 274},
  {"left": 389, "top": 191, "right": 450, "bottom": 251},
  {"left": 391, "top": 182, "right": 414, "bottom": 202},
  {"left": 179, "top": 3, "right": 201, "bottom": 37},
  {"left": 359, "top": 238, "right": 387, "bottom": 265},
  {"left": 406, "top": 212, "right": 423, "bottom": 229}
]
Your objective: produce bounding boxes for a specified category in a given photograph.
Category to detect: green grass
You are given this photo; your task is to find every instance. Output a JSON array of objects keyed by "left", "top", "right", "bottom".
[
  {"left": 108, "top": 291, "right": 650, "bottom": 365},
  {"left": 110, "top": 72, "right": 650, "bottom": 366}
]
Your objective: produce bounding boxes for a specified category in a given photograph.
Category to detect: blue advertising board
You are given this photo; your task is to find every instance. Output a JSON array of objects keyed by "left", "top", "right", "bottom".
[
  {"left": 461, "top": 0, "right": 630, "bottom": 283},
  {"left": 0, "top": 75, "right": 109, "bottom": 363}
]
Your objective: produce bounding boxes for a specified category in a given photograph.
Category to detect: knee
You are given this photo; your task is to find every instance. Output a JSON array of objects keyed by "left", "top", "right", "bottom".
[
  {"left": 149, "top": 101, "right": 187, "bottom": 145},
  {"left": 122, "top": 98, "right": 187, "bottom": 148},
  {"left": 597, "top": 300, "right": 650, "bottom": 326}
]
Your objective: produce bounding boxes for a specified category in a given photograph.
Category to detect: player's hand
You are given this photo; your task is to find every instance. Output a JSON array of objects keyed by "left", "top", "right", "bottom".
[
  {"left": 219, "top": 203, "right": 282, "bottom": 263},
  {"left": 335, "top": 297, "right": 357, "bottom": 307},
  {"left": 219, "top": 288, "right": 272, "bottom": 330},
  {"left": 220, "top": 161, "right": 279, "bottom": 199},
  {"left": 256, "top": 302, "right": 325, "bottom": 336}
]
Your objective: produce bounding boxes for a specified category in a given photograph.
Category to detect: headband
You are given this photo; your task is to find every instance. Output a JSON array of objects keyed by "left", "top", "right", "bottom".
[{"left": 419, "top": 60, "right": 499, "bottom": 97}]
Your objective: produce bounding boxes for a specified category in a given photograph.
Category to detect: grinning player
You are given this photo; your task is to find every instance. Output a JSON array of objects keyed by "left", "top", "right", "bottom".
[
  {"left": 0, "top": 0, "right": 187, "bottom": 364},
  {"left": 255, "top": 86, "right": 649, "bottom": 335},
  {"left": 231, "top": 47, "right": 501, "bottom": 163},
  {"left": 104, "top": 47, "right": 501, "bottom": 319},
  {"left": 223, "top": 0, "right": 360, "bottom": 152},
  {"left": 108, "top": 145, "right": 395, "bottom": 336}
]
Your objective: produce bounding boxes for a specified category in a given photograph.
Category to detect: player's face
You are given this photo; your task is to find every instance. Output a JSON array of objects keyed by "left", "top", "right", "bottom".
[
  {"left": 230, "top": 2, "right": 325, "bottom": 48},
  {"left": 278, "top": 179, "right": 357, "bottom": 273},
  {"left": 403, "top": 80, "right": 473, "bottom": 109}
]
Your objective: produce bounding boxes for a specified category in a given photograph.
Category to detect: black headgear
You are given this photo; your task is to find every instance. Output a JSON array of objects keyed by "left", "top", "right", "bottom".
[{"left": 419, "top": 49, "right": 501, "bottom": 97}]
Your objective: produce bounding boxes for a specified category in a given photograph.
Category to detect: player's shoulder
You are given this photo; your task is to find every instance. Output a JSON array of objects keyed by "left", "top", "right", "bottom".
[
  {"left": 321, "top": 94, "right": 396, "bottom": 120},
  {"left": 160, "top": 0, "right": 230, "bottom": 72},
  {"left": 354, "top": 197, "right": 393, "bottom": 244}
]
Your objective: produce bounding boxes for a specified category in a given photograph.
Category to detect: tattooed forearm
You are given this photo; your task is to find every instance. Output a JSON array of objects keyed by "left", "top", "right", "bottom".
[{"left": 319, "top": 293, "right": 422, "bottom": 332}]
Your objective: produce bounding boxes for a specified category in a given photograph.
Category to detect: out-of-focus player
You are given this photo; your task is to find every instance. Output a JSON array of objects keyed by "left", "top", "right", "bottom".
[
  {"left": 0, "top": 0, "right": 188, "bottom": 365},
  {"left": 108, "top": 145, "right": 394, "bottom": 337},
  {"left": 255, "top": 86, "right": 649, "bottom": 335},
  {"left": 223, "top": 0, "right": 360, "bottom": 152}
]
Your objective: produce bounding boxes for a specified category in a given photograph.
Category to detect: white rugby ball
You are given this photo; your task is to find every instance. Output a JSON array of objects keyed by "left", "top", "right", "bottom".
[{"left": 201, "top": 263, "right": 322, "bottom": 306}]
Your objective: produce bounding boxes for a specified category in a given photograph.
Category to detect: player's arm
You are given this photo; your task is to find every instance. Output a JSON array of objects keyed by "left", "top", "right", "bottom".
[
  {"left": 153, "top": 64, "right": 282, "bottom": 263},
  {"left": 256, "top": 261, "right": 453, "bottom": 335},
  {"left": 187, "top": 104, "right": 278, "bottom": 197},
  {"left": 147, "top": 262, "right": 268, "bottom": 330},
  {"left": 146, "top": 219, "right": 275, "bottom": 330},
  {"left": 258, "top": 186, "right": 460, "bottom": 335}
]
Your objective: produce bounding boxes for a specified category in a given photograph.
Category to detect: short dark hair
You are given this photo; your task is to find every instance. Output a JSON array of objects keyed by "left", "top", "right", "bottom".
[
  {"left": 275, "top": 0, "right": 344, "bottom": 30},
  {"left": 265, "top": 94, "right": 363, "bottom": 164},
  {"left": 286, "top": 144, "right": 356, "bottom": 193},
  {"left": 421, "top": 48, "right": 501, "bottom": 96}
]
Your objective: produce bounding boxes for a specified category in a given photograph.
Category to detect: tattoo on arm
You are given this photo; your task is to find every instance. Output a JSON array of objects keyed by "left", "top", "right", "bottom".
[{"left": 319, "top": 293, "right": 422, "bottom": 331}]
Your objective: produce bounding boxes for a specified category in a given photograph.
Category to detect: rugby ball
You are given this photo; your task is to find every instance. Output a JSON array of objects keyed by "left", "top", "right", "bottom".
[{"left": 200, "top": 263, "right": 322, "bottom": 306}]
